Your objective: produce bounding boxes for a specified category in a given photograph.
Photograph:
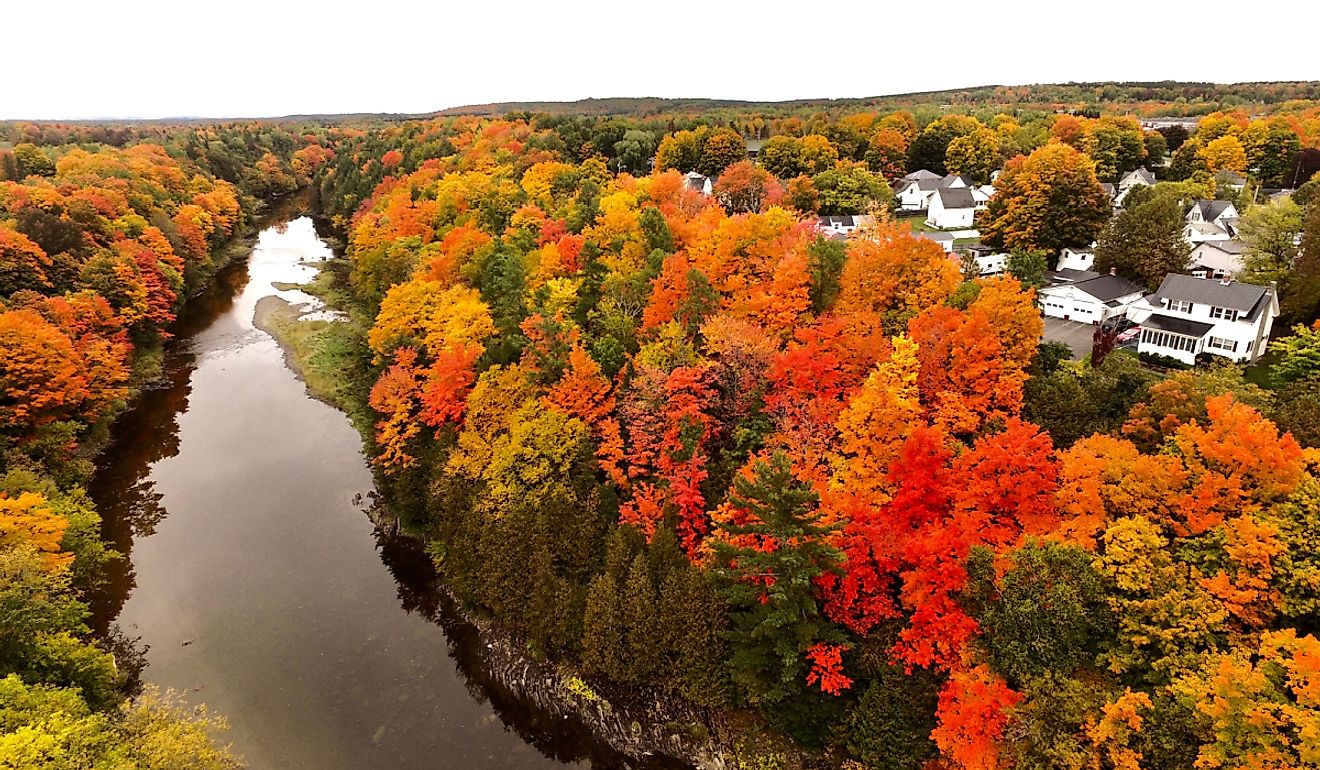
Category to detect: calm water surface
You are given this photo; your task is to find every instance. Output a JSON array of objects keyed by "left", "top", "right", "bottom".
[{"left": 89, "top": 207, "right": 664, "bottom": 769}]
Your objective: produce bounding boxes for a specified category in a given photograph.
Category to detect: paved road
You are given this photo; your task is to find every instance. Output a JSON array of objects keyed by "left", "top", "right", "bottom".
[{"left": 1042, "top": 317, "right": 1096, "bottom": 360}]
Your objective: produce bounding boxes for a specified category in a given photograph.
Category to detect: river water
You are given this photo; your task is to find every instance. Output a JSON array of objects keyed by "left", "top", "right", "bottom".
[{"left": 87, "top": 206, "right": 667, "bottom": 769}]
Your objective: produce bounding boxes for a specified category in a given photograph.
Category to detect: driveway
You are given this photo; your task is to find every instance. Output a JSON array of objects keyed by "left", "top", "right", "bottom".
[{"left": 1042, "top": 317, "right": 1096, "bottom": 360}]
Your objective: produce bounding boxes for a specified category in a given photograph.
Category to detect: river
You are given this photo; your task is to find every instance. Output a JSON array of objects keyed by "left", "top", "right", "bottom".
[{"left": 87, "top": 204, "right": 685, "bottom": 769}]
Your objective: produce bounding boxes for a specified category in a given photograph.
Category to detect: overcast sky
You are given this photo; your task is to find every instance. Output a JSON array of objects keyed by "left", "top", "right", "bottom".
[{"left": 8, "top": 1, "right": 1318, "bottom": 120}]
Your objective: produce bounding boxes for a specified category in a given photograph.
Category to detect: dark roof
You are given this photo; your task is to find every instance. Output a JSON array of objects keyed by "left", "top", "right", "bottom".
[
  {"left": 915, "top": 230, "right": 954, "bottom": 242},
  {"left": 1047, "top": 269, "right": 1101, "bottom": 284},
  {"left": 1192, "top": 200, "right": 1235, "bottom": 222},
  {"left": 903, "top": 170, "right": 942, "bottom": 181},
  {"left": 941, "top": 174, "right": 974, "bottom": 187},
  {"left": 1074, "top": 274, "right": 1146, "bottom": 302},
  {"left": 894, "top": 178, "right": 942, "bottom": 193},
  {"left": 1152, "top": 273, "right": 1270, "bottom": 313},
  {"left": 935, "top": 187, "right": 976, "bottom": 209},
  {"left": 1142, "top": 313, "right": 1214, "bottom": 338}
]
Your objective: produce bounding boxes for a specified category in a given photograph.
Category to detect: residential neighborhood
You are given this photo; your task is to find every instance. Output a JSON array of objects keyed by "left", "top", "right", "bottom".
[{"left": 646, "top": 115, "right": 1311, "bottom": 379}]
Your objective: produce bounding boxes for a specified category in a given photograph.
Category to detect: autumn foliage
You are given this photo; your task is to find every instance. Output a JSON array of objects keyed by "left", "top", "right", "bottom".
[{"left": 318, "top": 114, "right": 1320, "bottom": 769}]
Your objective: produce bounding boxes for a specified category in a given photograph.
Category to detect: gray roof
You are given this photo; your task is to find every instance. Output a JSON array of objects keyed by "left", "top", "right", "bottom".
[
  {"left": 1191, "top": 200, "right": 1235, "bottom": 223},
  {"left": 1100, "top": 183, "right": 1116, "bottom": 196},
  {"left": 1047, "top": 268, "right": 1101, "bottom": 284},
  {"left": 894, "top": 178, "right": 943, "bottom": 194},
  {"left": 1128, "top": 168, "right": 1157, "bottom": 185},
  {"left": 904, "top": 170, "right": 942, "bottom": 181},
  {"left": 1152, "top": 273, "right": 1270, "bottom": 314},
  {"left": 1195, "top": 239, "right": 1247, "bottom": 255},
  {"left": 916, "top": 230, "right": 954, "bottom": 242},
  {"left": 936, "top": 187, "right": 976, "bottom": 209},
  {"left": 941, "top": 174, "right": 974, "bottom": 187},
  {"left": 1073, "top": 274, "right": 1146, "bottom": 302},
  {"left": 1143, "top": 313, "right": 1214, "bottom": 338}
]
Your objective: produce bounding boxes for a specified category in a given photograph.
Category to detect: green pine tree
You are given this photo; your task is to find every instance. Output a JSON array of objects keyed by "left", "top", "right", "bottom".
[
  {"left": 622, "top": 555, "right": 663, "bottom": 681},
  {"left": 580, "top": 572, "right": 626, "bottom": 680},
  {"left": 709, "top": 452, "right": 843, "bottom": 705}
]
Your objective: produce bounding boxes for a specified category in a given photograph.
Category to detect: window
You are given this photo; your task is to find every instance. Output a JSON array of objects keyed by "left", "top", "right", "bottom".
[
  {"left": 1209, "top": 306, "right": 1239, "bottom": 321},
  {"left": 1141, "top": 328, "right": 1199, "bottom": 353},
  {"left": 1208, "top": 337, "right": 1238, "bottom": 352},
  {"left": 1166, "top": 299, "right": 1193, "bottom": 313}
]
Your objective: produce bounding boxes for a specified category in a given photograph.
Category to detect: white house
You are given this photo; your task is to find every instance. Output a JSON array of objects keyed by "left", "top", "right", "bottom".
[
  {"left": 894, "top": 172, "right": 981, "bottom": 212},
  {"left": 816, "top": 215, "right": 874, "bottom": 237},
  {"left": 1116, "top": 167, "right": 1156, "bottom": 204},
  {"left": 1037, "top": 270, "right": 1146, "bottom": 324},
  {"left": 1057, "top": 247, "right": 1097, "bottom": 272},
  {"left": 894, "top": 177, "right": 940, "bottom": 210},
  {"left": 1188, "top": 240, "right": 1248, "bottom": 279},
  {"left": 970, "top": 250, "right": 1007, "bottom": 275},
  {"left": 1133, "top": 274, "right": 1277, "bottom": 365},
  {"left": 1184, "top": 220, "right": 1234, "bottom": 244},
  {"left": 971, "top": 184, "right": 994, "bottom": 210},
  {"left": 683, "top": 171, "right": 713, "bottom": 196},
  {"left": 926, "top": 187, "right": 977, "bottom": 229},
  {"left": 915, "top": 230, "right": 955, "bottom": 253},
  {"left": 1188, "top": 199, "right": 1235, "bottom": 228}
]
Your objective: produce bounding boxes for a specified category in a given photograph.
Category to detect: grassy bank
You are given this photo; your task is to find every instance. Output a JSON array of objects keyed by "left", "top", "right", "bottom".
[{"left": 253, "top": 259, "right": 376, "bottom": 437}]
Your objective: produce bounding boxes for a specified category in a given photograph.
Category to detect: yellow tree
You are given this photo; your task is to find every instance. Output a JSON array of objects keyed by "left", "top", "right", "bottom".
[
  {"left": 1199, "top": 135, "right": 1249, "bottom": 174},
  {"left": 980, "top": 143, "right": 1111, "bottom": 254},
  {"left": 0, "top": 492, "right": 71, "bottom": 571},
  {"left": 367, "top": 280, "right": 496, "bottom": 361},
  {"left": 944, "top": 127, "right": 1003, "bottom": 184}
]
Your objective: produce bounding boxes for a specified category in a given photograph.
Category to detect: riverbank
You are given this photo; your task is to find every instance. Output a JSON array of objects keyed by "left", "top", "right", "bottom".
[{"left": 253, "top": 240, "right": 818, "bottom": 770}]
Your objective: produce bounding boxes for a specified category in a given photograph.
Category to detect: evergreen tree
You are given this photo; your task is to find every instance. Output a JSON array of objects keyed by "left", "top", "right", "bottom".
[
  {"left": 581, "top": 572, "right": 626, "bottom": 680},
  {"left": 646, "top": 523, "right": 687, "bottom": 591},
  {"left": 673, "top": 568, "right": 733, "bottom": 708},
  {"left": 710, "top": 452, "right": 843, "bottom": 704},
  {"left": 622, "top": 554, "right": 663, "bottom": 681},
  {"left": 845, "top": 670, "right": 939, "bottom": 769}
]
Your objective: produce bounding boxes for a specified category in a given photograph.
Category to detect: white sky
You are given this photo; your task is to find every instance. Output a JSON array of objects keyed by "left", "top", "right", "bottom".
[{"left": 7, "top": 0, "right": 1318, "bottom": 120}]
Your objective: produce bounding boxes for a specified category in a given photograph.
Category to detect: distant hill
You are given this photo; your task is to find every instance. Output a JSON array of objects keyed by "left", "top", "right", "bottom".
[{"left": 432, "top": 81, "right": 1320, "bottom": 118}]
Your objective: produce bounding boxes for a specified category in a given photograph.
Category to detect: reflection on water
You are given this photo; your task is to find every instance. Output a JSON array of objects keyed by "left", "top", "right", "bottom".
[{"left": 88, "top": 203, "right": 685, "bottom": 769}]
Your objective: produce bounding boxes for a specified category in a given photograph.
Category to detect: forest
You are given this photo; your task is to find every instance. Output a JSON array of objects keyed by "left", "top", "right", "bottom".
[
  {"left": 314, "top": 100, "right": 1320, "bottom": 768},
  {"left": 3, "top": 81, "right": 1320, "bottom": 768}
]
